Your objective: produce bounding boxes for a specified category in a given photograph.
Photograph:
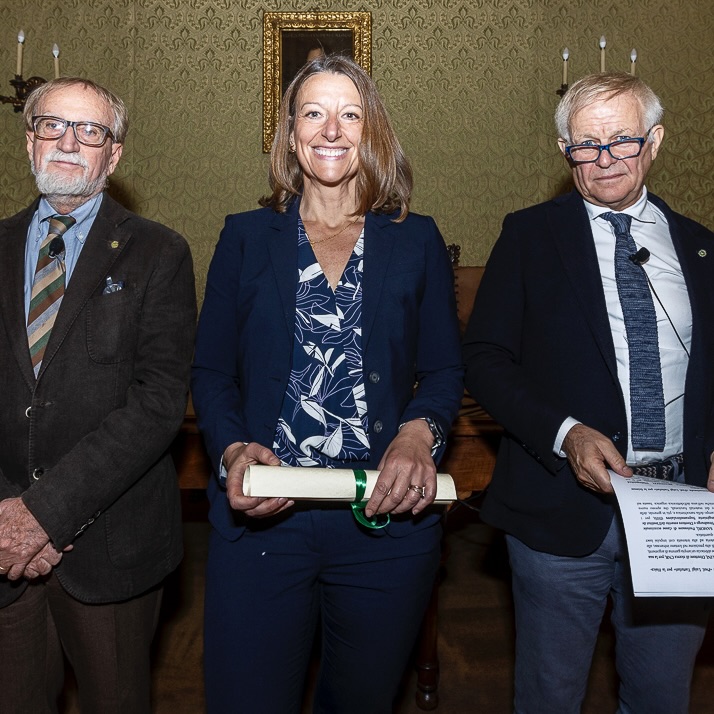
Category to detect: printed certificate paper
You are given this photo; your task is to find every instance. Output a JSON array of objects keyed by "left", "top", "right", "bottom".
[{"left": 611, "top": 472, "right": 714, "bottom": 596}]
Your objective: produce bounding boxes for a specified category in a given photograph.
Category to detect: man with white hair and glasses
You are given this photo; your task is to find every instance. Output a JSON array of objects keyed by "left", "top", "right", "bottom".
[
  {"left": 0, "top": 77, "right": 195, "bottom": 713},
  {"left": 464, "top": 71, "right": 714, "bottom": 713}
]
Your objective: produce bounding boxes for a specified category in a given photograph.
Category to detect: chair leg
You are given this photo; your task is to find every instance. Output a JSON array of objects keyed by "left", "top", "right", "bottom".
[{"left": 415, "top": 575, "right": 440, "bottom": 710}]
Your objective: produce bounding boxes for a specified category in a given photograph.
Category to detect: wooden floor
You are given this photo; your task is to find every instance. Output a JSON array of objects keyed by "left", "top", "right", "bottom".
[{"left": 60, "top": 498, "right": 714, "bottom": 713}]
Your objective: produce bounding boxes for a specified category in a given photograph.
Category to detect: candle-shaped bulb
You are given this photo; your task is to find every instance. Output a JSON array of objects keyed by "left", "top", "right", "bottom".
[
  {"left": 562, "top": 48, "right": 569, "bottom": 86},
  {"left": 630, "top": 48, "right": 637, "bottom": 63},
  {"left": 17, "top": 29, "right": 25, "bottom": 76},
  {"left": 599, "top": 35, "right": 606, "bottom": 72},
  {"left": 53, "top": 43, "right": 60, "bottom": 79}
]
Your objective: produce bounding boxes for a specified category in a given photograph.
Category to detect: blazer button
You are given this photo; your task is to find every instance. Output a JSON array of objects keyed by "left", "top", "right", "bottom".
[
  {"left": 612, "top": 432, "right": 622, "bottom": 442},
  {"left": 373, "top": 420, "right": 383, "bottom": 433},
  {"left": 32, "top": 467, "right": 44, "bottom": 480},
  {"left": 368, "top": 371, "right": 380, "bottom": 384},
  {"left": 25, "top": 406, "right": 32, "bottom": 418}
]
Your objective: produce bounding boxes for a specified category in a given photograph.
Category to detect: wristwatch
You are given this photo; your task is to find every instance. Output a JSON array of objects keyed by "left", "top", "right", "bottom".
[
  {"left": 399, "top": 417, "right": 445, "bottom": 457},
  {"left": 421, "top": 417, "right": 445, "bottom": 456}
]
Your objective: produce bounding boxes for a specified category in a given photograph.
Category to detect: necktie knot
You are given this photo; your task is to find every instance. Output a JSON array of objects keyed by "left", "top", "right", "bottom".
[
  {"left": 601, "top": 211, "right": 632, "bottom": 238},
  {"left": 47, "top": 214, "right": 76, "bottom": 238}
]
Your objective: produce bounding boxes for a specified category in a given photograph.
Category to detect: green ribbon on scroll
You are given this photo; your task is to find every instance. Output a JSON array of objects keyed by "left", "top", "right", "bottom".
[{"left": 350, "top": 469, "right": 390, "bottom": 530}]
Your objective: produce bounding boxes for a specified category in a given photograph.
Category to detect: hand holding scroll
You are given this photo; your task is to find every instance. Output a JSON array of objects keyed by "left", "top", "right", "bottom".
[
  {"left": 366, "top": 419, "right": 437, "bottom": 517},
  {"left": 223, "top": 442, "right": 293, "bottom": 518}
]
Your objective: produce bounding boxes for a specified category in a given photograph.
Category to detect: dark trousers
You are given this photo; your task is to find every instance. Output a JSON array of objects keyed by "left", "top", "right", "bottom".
[
  {"left": 204, "top": 507, "right": 441, "bottom": 714},
  {"left": 0, "top": 572, "right": 163, "bottom": 714}
]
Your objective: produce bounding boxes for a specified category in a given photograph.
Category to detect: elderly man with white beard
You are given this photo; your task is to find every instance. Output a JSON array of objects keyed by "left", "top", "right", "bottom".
[{"left": 0, "top": 77, "right": 196, "bottom": 713}]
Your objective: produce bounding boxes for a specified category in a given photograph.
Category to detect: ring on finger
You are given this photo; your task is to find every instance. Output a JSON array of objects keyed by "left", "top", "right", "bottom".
[{"left": 408, "top": 484, "right": 425, "bottom": 498}]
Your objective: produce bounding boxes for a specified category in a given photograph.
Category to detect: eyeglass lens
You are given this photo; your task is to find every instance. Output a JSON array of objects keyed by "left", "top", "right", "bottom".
[
  {"left": 569, "top": 139, "right": 643, "bottom": 162},
  {"left": 33, "top": 117, "right": 110, "bottom": 146}
]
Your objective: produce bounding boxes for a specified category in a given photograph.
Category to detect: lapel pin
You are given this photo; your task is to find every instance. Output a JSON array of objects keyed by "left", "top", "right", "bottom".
[
  {"left": 698, "top": 249, "right": 707, "bottom": 257},
  {"left": 110, "top": 240, "right": 119, "bottom": 249}
]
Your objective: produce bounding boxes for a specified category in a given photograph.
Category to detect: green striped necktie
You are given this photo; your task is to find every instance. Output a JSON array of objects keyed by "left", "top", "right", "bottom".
[{"left": 27, "top": 214, "right": 75, "bottom": 377}]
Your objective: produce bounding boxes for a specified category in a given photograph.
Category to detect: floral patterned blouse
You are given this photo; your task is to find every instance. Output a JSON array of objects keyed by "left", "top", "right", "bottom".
[{"left": 272, "top": 219, "right": 371, "bottom": 467}]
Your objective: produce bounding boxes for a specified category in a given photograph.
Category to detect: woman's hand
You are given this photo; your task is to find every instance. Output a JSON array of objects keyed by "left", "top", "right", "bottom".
[
  {"left": 365, "top": 420, "right": 437, "bottom": 518},
  {"left": 223, "top": 442, "right": 293, "bottom": 518}
]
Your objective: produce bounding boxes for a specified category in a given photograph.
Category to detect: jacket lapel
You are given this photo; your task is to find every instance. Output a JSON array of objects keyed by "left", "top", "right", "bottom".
[
  {"left": 266, "top": 200, "right": 300, "bottom": 340},
  {"left": 649, "top": 193, "right": 714, "bottom": 367},
  {"left": 360, "top": 211, "right": 395, "bottom": 352},
  {"left": 550, "top": 191, "right": 619, "bottom": 379},
  {"left": 0, "top": 200, "right": 41, "bottom": 389}
]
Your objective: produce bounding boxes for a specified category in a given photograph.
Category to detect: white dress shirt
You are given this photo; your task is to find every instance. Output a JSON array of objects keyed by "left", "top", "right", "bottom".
[{"left": 555, "top": 188, "right": 692, "bottom": 464}]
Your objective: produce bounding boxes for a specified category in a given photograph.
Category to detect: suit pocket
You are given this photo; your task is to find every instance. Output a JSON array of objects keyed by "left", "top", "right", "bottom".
[{"left": 86, "top": 290, "right": 139, "bottom": 363}]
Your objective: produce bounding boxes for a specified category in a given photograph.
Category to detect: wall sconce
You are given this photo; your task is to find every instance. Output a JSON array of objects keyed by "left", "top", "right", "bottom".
[
  {"left": 1, "top": 75, "right": 47, "bottom": 113},
  {"left": 1, "top": 31, "right": 61, "bottom": 113},
  {"left": 557, "top": 37, "right": 637, "bottom": 97}
]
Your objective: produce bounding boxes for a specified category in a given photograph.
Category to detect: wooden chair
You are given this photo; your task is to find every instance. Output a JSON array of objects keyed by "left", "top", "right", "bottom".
[{"left": 413, "top": 256, "right": 501, "bottom": 710}]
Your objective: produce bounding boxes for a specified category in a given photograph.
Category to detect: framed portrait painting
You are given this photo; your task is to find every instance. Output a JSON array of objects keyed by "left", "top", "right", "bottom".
[{"left": 262, "top": 11, "right": 372, "bottom": 152}]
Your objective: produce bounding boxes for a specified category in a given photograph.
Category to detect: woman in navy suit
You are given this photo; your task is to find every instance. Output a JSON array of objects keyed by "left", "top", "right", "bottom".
[{"left": 192, "top": 55, "right": 463, "bottom": 714}]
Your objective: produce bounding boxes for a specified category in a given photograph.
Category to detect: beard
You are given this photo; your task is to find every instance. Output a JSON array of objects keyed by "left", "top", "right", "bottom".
[{"left": 31, "top": 150, "right": 106, "bottom": 199}]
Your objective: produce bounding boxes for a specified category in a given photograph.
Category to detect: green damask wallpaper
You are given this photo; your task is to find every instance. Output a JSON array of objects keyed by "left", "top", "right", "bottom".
[{"left": 1, "top": 0, "right": 712, "bottom": 294}]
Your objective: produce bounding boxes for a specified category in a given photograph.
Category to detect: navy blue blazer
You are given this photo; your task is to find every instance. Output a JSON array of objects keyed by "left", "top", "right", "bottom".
[
  {"left": 463, "top": 191, "right": 714, "bottom": 556},
  {"left": 192, "top": 200, "right": 464, "bottom": 539}
]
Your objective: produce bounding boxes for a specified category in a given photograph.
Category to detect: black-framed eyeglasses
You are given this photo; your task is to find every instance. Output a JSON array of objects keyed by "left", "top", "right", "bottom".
[
  {"left": 564, "top": 135, "right": 648, "bottom": 165},
  {"left": 32, "top": 115, "right": 115, "bottom": 147}
]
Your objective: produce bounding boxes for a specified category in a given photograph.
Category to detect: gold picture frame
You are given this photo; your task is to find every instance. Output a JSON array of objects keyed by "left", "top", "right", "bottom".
[{"left": 262, "top": 11, "right": 372, "bottom": 153}]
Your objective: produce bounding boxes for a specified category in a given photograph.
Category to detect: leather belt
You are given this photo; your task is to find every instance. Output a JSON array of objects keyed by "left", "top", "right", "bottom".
[{"left": 631, "top": 453, "right": 684, "bottom": 481}]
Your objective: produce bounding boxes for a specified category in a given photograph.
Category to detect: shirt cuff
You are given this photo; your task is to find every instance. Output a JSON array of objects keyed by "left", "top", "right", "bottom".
[
  {"left": 554, "top": 417, "right": 582, "bottom": 458},
  {"left": 218, "top": 443, "right": 250, "bottom": 487}
]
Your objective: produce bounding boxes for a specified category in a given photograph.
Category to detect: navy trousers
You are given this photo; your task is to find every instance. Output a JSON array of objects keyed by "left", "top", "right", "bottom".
[{"left": 203, "top": 506, "right": 441, "bottom": 714}]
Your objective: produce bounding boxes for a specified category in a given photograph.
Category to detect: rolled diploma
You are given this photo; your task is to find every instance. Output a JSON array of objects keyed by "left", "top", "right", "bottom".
[{"left": 244, "top": 464, "right": 457, "bottom": 504}]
